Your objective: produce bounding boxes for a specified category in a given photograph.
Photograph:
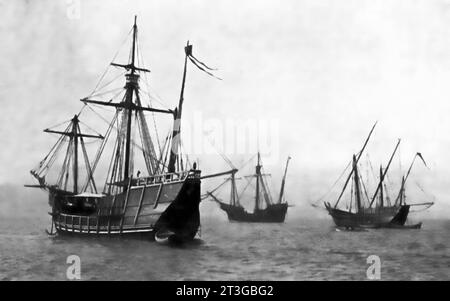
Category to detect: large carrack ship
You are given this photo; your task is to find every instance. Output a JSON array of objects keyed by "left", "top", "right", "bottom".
[{"left": 27, "top": 17, "right": 230, "bottom": 242}]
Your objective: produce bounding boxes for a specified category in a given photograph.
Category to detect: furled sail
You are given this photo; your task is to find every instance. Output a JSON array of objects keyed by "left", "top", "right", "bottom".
[{"left": 135, "top": 96, "right": 159, "bottom": 174}]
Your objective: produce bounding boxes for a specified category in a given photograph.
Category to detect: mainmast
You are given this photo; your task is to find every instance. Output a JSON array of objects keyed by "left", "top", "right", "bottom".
[
  {"left": 255, "top": 152, "right": 261, "bottom": 212},
  {"left": 81, "top": 16, "right": 173, "bottom": 190},
  {"left": 352, "top": 155, "right": 362, "bottom": 212},
  {"left": 379, "top": 165, "right": 384, "bottom": 207},
  {"left": 397, "top": 176, "right": 406, "bottom": 205},
  {"left": 72, "top": 115, "right": 79, "bottom": 193},
  {"left": 334, "top": 122, "right": 377, "bottom": 208},
  {"left": 369, "top": 139, "right": 401, "bottom": 208},
  {"left": 230, "top": 170, "right": 238, "bottom": 206},
  {"left": 278, "top": 156, "right": 291, "bottom": 204},
  {"left": 123, "top": 16, "right": 138, "bottom": 182}
]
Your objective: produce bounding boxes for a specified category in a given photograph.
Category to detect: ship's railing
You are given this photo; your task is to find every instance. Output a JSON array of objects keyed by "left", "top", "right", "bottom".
[
  {"left": 54, "top": 213, "right": 98, "bottom": 233},
  {"left": 134, "top": 169, "right": 201, "bottom": 186},
  {"left": 53, "top": 212, "right": 153, "bottom": 234}
]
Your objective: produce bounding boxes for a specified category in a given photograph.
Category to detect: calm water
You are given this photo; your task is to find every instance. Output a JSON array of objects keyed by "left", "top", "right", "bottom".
[{"left": 0, "top": 213, "right": 448, "bottom": 281}]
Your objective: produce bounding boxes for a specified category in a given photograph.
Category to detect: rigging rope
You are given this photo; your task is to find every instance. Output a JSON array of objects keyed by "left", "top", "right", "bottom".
[
  {"left": 204, "top": 133, "right": 235, "bottom": 170},
  {"left": 260, "top": 165, "right": 273, "bottom": 204},
  {"left": 89, "top": 27, "right": 133, "bottom": 97},
  {"left": 45, "top": 119, "right": 73, "bottom": 131},
  {"left": 237, "top": 154, "right": 257, "bottom": 171},
  {"left": 89, "top": 86, "right": 124, "bottom": 100},
  {"left": 349, "top": 175, "right": 354, "bottom": 211},
  {"left": 366, "top": 153, "right": 377, "bottom": 184},
  {"left": 82, "top": 110, "right": 117, "bottom": 192},
  {"left": 137, "top": 46, "right": 164, "bottom": 158},
  {"left": 237, "top": 178, "right": 254, "bottom": 202},
  {"left": 79, "top": 120, "right": 105, "bottom": 138},
  {"left": 86, "top": 104, "right": 163, "bottom": 163},
  {"left": 359, "top": 170, "right": 371, "bottom": 206},
  {"left": 34, "top": 122, "right": 72, "bottom": 175},
  {"left": 313, "top": 158, "right": 353, "bottom": 205},
  {"left": 201, "top": 178, "right": 231, "bottom": 200},
  {"left": 78, "top": 125, "right": 98, "bottom": 194},
  {"left": 57, "top": 139, "right": 72, "bottom": 188},
  {"left": 90, "top": 74, "right": 126, "bottom": 98}
]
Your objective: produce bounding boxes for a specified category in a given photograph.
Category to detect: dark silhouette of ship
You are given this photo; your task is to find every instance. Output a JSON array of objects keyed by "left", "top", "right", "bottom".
[
  {"left": 208, "top": 153, "right": 290, "bottom": 223},
  {"left": 323, "top": 122, "right": 433, "bottom": 230}
]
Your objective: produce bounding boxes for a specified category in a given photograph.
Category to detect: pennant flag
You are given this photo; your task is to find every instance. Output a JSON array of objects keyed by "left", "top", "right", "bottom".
[
  {"left": 190, "top": 54, "right": 218, "bottom": 71},
  {"left": 185, "top": 43, "right": 222, "bottom": 80},
  {"left": 416, "top": 152, "right": 429, "bottom": 169}
]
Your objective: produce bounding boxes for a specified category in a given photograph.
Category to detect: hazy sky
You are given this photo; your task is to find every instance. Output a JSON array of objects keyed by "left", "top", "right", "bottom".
[{"left": 1, "top": 0, "right": 450, "bottom": 218}]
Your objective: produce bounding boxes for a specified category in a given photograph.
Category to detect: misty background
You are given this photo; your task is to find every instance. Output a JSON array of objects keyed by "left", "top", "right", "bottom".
[{"left": 1, "top": 0, "right": 449, "bottom": 220}]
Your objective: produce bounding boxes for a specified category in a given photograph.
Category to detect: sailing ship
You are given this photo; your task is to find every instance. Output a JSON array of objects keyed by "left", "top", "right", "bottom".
[
  {"left": 26, "top": 16, "right": 231, "bottom": 242},
  {"left": 207, "top": 153, "right": 291, "bottom": 223},
  {"left": 324, "top": 123, "right": 434, "bottom": 230}
]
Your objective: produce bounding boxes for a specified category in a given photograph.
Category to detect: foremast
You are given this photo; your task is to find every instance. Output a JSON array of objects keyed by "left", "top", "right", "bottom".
[
  {"left": 255, "top": 153, "right": 261, "bottom": 211},
  {"left": 31, "top": 114, "right": 103, "bottom": 193}
]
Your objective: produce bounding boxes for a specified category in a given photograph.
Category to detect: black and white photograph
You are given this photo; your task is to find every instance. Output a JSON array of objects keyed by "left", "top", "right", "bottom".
[{"left": 0, "top": 0, "right": 449, "bottom": 285}]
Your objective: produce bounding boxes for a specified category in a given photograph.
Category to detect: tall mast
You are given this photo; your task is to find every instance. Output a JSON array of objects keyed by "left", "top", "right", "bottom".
[
  {"left": 168, "top": 42, "right": 191, "bottom": 173},
  {"left": 123, "top": 16, "right": 138, "bottom": 184},
  {"left": 230, "top": 171, "right": 237, "bottom": 206},
  {"left": 353, "top": 155, "right": 362, "bottom": 212},
  {"left": 379, "top": 165, "right": 384, "bottom": 207},
  {"left": 81, "top": 16, "right": 174, "bottom": 190},
  {"left": 43, "top": 115, "right": 103, "bottom": 193},
  {"left": 278, "top": 156, "right": 291, "bottom": 203},
  {"left": 131, "top": 16, "right": 137, "bottom": 72},
  {"left": 399, "top": 176, "right": 406, "bottom": 205},
  {"left": 369, "top": 139, "right": 401, "bottom": 208},
  {"left": 334, "top": 122, "right": 377, "bottom": 208},
  {"left": 72, "top": 115, "right": 79, "bottom": 194},
  {"left": 230, "top": 172, "right": 234, "bottom": 206},
  {"left": 255, "top": 152, "right": 261, "bottom": 211}
]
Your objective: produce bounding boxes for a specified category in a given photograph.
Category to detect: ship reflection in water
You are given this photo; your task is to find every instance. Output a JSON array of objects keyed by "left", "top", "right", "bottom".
[{"left": 0, "top": 215, "right": 448, "bottom": 280}]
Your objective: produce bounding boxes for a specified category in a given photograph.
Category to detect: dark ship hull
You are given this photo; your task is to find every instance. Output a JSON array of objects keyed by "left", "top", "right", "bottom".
[
  {"left": 219, "top": 203, "right": 288, "bottom": 223},
  {"left": 49, "top": 171, "right": 201, "bottom": 241},
  {"left": 325, "top": 203, "right": 420, "bottom": 229},
  {"left": 209, "top": 154, "right": 291, "bottom": 223}
]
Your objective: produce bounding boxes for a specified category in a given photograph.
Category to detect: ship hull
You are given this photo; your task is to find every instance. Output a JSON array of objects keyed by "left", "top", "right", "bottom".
[
  {"left": 219, "top": 203, "right": 288, "bottom": 223},
  {"left": 49, "top": 172, "right": 201, "bottom": 241},
  {"left": 325, "top": 203, "right": 414, "bottom": 229}
]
